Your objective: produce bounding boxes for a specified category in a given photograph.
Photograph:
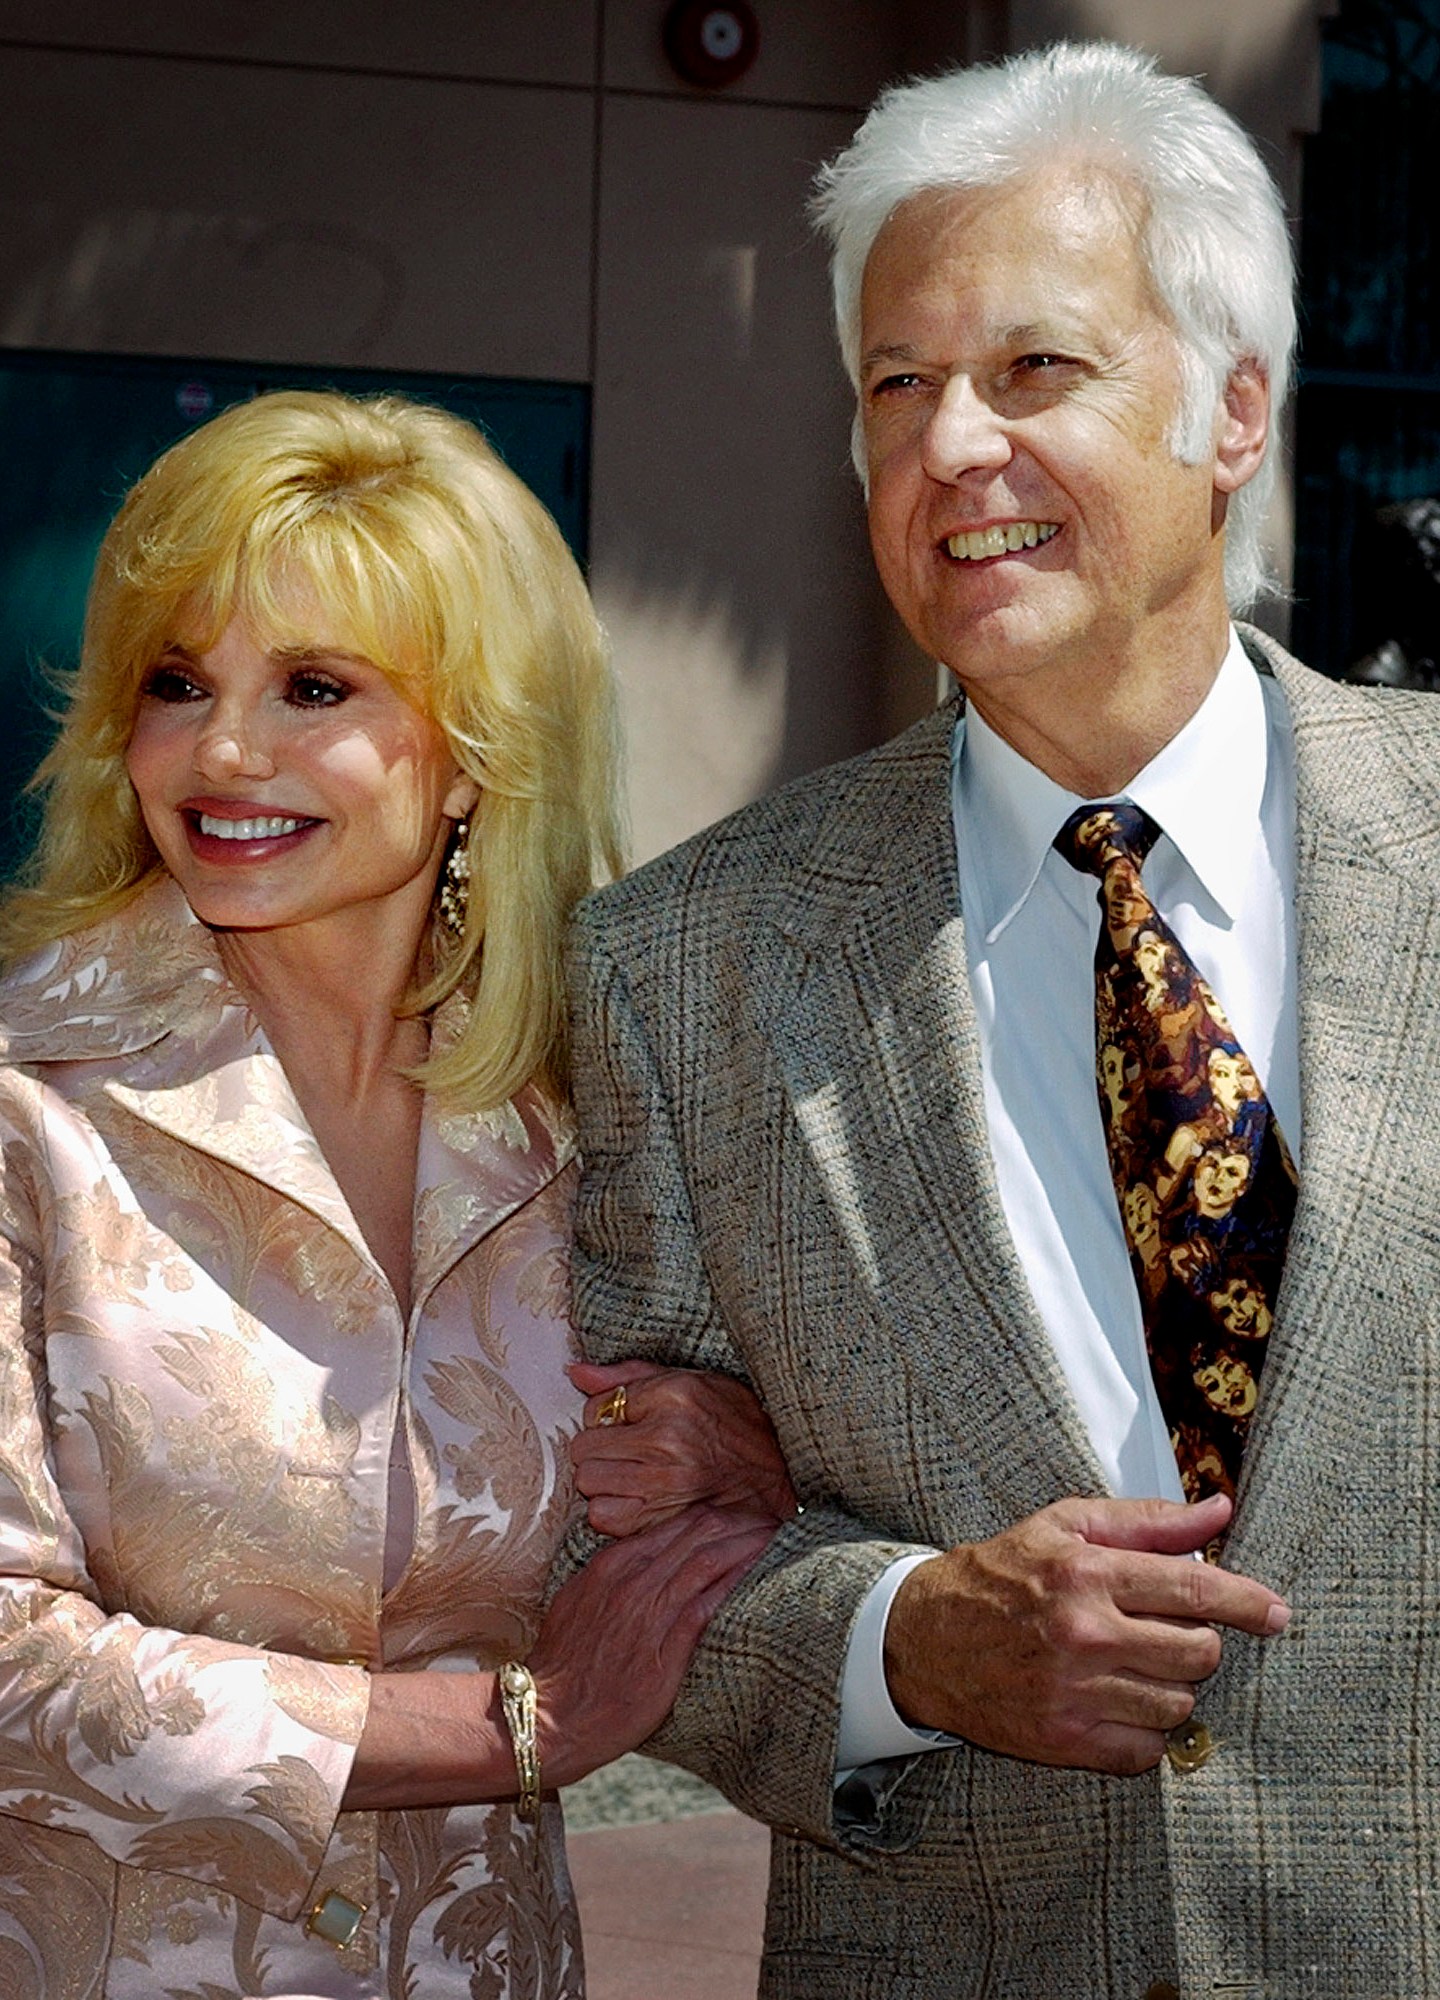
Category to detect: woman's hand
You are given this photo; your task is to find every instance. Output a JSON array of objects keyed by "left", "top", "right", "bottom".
[
  {"left": 532, "top": 1501, "right": 776, "bottom": 1788},
  {"left": 347, "top": 1500, "right": 774, "bottom": 1810},
  {"left": 569, "top": 1359, "right": 799, "bottom": 1536}
]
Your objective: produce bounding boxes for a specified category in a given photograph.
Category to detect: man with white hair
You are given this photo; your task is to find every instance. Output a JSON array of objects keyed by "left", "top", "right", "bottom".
[{"left": 569, "top": 41, "right": 1440, "bottom": 1999}]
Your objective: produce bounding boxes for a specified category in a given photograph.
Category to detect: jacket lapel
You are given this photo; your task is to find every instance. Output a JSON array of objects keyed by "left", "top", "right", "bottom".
[
  {"left": 409, "top": 1022, "right": 576, "bottom": 1310},
  {"left": 1227, "top": 649, "right": 1440, "bottom": 1593},
  {"left": 104, "top": 1050, "right": 368, "bottom": 1255},
  {"left": 773, "top": 704, "right": 1106, "bottom": 1529},
  {"left": 5, "top": 879, "right": 574, "bottom": 1313}
]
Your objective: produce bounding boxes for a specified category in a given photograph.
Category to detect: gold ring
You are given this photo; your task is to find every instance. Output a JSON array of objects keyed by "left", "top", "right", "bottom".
[{"left": 594, "top": 1384, "right": 628, "bottom": 1427}]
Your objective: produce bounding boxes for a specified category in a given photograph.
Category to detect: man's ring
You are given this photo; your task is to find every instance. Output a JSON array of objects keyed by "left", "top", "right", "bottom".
[{"left": 594, "top": 1385, "right": 628, "bottom": 1427}]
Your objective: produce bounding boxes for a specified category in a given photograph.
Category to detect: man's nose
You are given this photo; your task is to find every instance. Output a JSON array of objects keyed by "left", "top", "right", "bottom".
[
  {"left": 194, "top": 701, "right": 276, "bottom": 782},
  {"left": 920, "top": 374, "right": 1011, "bottom": 483}
]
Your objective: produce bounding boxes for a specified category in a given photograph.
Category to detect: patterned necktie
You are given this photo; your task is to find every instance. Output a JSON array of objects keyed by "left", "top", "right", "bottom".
[{"left": 1054, "top": 802, "right": 1297, "bottom": 1522}]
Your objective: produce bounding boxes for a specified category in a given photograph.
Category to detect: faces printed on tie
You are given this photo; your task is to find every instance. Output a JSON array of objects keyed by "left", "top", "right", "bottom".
[
  {"left": 1193, "top": 1351, "right": 1258, "bottom": 1421},
  {"left": 1072, "top": 808, "right": 1293, "bottom": 1513},
  {"left": 1209, "top": 1276, "right": 1273, "bottom": 1341},
  {"left": 1208, "top": 1048, "right": 1262, "bottom": 1120},
  {"left": 1122, "top": 1182, "right": 1162, "bottom": 1268},
  {"left": 1103, "top": 876, "right": 1152, "bottom": 952},
  {"left": 1193, "top": 1148, "right": 1252, "bottom": 1220},
  {"left": 1173, "top": 1427, "right": 1232, "bottom": 1506},
  {"left": 1135, "top": 931, "right": 1174, "bottom": 1001},
  {"left": 1100, "top": 1043, "right": 1136, "bottom": 1126}
]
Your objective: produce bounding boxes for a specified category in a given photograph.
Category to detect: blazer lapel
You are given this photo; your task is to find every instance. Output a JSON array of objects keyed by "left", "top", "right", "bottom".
[
  {"left": 773, "top": 705, "right": 1106, "bottom": 1531},
  {"left": 409, "top": 1024, "right": 576, "bottom": 1310},
  {"left": 5, "top": 879, "right": 376, "bottom": 1266},
  {"left": 1227, "top": 652, "right": 1440, "bottom": 1593},
  {"left": 103, "top": 1026, "right": 369, "bottom": 1258}
]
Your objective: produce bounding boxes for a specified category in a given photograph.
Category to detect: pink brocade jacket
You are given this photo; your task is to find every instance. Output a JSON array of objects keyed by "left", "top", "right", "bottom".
[{"left": 0, "top": 881, "right": 586, "bottom": 2000}]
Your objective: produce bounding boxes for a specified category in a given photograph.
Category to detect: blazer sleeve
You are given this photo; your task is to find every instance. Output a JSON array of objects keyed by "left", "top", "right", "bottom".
[
  {"left": 0, "top": 1091, "right": 369, "bottom": 1919},
  {"left": 567, "top": 913, "right": 931, "bottom": 1852}
]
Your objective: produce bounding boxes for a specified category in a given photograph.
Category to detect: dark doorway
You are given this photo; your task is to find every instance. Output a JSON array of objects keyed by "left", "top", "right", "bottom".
[{"left": 1292, "top": 0, "right": 1440, "bottom": 679}]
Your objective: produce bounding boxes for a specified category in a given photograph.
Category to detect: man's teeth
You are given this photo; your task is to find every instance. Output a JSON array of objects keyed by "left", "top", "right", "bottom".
[
  {"left": 198, "top": 814, "right": 305, "bottom": 840},
  {"left": 946, "top": 522, "right": 1059, "bottom": 561}
]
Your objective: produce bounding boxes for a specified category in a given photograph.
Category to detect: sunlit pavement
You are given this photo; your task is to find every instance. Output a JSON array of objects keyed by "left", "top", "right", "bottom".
[{"left": 568, "top": 1806, "right": 768, "bottom": 1999}]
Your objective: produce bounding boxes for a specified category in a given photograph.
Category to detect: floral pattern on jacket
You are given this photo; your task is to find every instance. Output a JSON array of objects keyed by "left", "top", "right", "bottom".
[{"left": 0, "top": 880, "right": 586, "bottom": 1999}]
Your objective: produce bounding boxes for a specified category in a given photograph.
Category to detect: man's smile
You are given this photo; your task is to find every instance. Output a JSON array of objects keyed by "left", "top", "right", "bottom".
[{"left": 945, "top": 521, "right": 1061, "bottom": 562}]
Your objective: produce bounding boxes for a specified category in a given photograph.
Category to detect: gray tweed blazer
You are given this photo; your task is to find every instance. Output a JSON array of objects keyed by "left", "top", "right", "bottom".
[{"left": 568, "top": 629, "right": 1440, "bottom": 2000}]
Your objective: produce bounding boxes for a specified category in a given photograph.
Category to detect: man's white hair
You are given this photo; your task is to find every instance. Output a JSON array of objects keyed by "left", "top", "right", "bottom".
[{"left": 811, "top": 41, "right": 1296, "bottom": 612}]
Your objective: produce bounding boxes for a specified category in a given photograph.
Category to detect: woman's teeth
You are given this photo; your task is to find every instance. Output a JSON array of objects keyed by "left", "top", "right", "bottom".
[
  {"left": 197, "top": 814, "right": 306, "bottom": 840},
  {"left": 947, "top": 522, "right": 1059, "bottom": 561}
]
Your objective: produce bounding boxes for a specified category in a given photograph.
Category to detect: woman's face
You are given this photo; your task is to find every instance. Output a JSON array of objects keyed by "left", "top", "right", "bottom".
[{"left": 125, "top": 609, "right": 478, "bottom": 942}]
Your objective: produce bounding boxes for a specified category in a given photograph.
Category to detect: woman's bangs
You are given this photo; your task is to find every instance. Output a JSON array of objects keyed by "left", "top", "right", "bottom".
[{"left": 233, "top": 520, "right": 433, "bottom": 702}]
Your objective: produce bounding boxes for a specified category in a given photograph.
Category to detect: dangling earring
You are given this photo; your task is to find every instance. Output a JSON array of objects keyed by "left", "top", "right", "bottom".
[{"left": 439, "top": 818, "right": 471, "bottom": 938}]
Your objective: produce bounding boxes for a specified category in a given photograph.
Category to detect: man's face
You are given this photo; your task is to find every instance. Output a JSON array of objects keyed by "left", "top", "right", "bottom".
[{"left": 858, "top": 165, "right": 1232, "bottom": 703}]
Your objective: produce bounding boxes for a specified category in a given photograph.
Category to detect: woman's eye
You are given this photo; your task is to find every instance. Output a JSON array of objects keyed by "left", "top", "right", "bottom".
[
  {"left": 287, "top": 672, "right": 348, "bottom": 708},
  {"left": 140, "top": 665, "right": 205, "bottom": 703}
]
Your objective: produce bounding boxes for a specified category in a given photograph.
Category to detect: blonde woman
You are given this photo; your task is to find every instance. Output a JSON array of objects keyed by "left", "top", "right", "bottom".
[{"left": 0, "top": 391, "right": 783, "bottom": 1999}]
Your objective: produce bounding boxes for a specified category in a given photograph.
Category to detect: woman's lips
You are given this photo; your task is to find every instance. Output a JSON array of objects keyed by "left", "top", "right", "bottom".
[{"left": 180, "top": 807, "right": 321, "bottom": 860}]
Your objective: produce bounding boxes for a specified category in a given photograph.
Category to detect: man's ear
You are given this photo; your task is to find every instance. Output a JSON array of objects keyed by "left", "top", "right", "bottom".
[{"left": 1213, "top": 358, "right": 1269, "bottom": 496}]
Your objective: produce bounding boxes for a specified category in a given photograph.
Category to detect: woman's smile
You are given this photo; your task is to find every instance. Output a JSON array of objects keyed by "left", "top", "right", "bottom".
[{"left": 182, "top": 799, "right": 322, "bottom": 860}]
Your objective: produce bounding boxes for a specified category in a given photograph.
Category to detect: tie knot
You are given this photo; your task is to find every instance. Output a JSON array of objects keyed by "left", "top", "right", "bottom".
[{"left": 1053, "top": 801, "right": 1159, "bottom": 880}]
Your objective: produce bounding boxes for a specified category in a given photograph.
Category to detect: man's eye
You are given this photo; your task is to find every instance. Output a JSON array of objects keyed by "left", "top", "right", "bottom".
[
  {"left": 869, "top": 372, "right": 923, "bottom": 398},
  {"left": 1014, "top": 353, "right": 1074, "bottom": 375},
  {"left": 287, "top": 672, "right": 348, "bottom": 707},
  {"left": 140, "top": 665, "right": 205, "bottom": 703}
]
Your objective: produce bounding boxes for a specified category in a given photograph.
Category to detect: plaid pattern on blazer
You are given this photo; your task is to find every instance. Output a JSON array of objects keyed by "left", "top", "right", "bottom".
[{"left": 568, "top": 629, "right": 1440, "bottom": 1999}]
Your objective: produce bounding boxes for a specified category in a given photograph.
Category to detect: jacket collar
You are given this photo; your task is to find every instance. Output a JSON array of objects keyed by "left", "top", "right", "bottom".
[
  {"left": 0, "top": 878, "right": 574, "bottom": 1309},
  {"left": 768, "top": 701, "right": 1108, "bottom": 1538},
  {"left": 1213, "top": 634, "right": 1440, "bottom": 1596},
  {"left": 770, "top": 639, "right": 1440, "bottom": 1551}
]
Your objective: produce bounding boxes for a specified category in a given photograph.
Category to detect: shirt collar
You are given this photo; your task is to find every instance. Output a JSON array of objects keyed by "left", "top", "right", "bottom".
[{"left": 954, "top": 626, "right": 1269, "bottom": 944}]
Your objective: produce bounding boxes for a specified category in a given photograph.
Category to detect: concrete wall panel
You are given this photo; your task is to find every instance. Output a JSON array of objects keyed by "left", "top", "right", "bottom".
[
  {"left": 0, "top": 46, "right": 594, "bottom": 378},
  {"left": 0, "top": 1, "right": 598, "bottom": 87},
  {"left": 591, "top": 91, "right": 891, "bottom": 860}
]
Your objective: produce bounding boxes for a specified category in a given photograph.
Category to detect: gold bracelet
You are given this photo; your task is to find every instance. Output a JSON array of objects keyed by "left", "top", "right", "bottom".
[{"left": 499, "top": 1661, "right": 541, "bottom": 1820}]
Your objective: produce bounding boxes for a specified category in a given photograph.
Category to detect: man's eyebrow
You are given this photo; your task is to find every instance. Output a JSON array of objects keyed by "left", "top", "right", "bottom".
[{"left": 859, "top": 342, "right": 922, "bottom": 373}]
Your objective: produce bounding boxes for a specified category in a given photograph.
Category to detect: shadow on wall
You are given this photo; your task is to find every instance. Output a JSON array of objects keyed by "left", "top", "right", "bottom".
[
  {"left": 0, "top": 210, "right": 404, "bottom": 361},
  {"left": 598, "top": 571, "right": 790, "bottom": 866}
]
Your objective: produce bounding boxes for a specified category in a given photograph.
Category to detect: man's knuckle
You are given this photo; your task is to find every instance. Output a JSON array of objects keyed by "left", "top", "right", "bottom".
[
  {"left": 1193, "top": 1627, "right": 1223, "bottom": 1676},
  {"left": 1044, "top": 1601, "right": 1104, "bottom": 1657}
]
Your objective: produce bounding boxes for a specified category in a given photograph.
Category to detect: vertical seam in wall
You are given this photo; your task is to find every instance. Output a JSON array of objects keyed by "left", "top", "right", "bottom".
[{"left": 588, "top": 0, "right": 607, "bottom": 385}]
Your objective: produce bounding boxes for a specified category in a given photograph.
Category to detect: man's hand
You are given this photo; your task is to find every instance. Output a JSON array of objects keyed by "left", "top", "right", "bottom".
[{"left": 884, "top": 1492, "right": 1289, "bottom": 1775}]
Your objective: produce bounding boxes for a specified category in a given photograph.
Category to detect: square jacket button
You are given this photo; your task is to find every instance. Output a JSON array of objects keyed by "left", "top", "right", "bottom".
[
  {"left": 1144, "top": 1984, "right": 1181, "bottom": 2000},
  {"left": 305, "top": 1891, "right": 366, "bottom": 1950}
]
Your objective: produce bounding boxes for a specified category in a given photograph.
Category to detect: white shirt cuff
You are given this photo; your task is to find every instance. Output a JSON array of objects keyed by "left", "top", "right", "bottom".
[{"left": 835, "top": 1550, "right": 956, "bottom": 1773}]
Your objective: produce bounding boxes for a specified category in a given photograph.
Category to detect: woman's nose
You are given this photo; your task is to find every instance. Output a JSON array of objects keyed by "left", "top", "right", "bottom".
[
  {"left": 921, "top": 374, "right": 1011, "bottom": 483},
  {"left": 194, "top": 702, "right": 276, "bottom": 782}
]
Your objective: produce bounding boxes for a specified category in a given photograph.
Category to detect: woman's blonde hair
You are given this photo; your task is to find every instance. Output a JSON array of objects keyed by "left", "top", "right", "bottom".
[{"left": 0, "top": 388, "right": 624, "bottom": 1108}]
